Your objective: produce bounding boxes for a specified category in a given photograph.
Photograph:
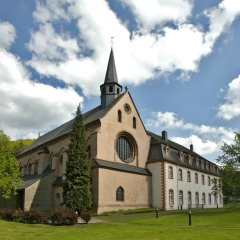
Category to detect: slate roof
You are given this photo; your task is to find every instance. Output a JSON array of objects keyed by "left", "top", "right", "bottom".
[
  {"left": 94, "top": 159, "right": 151, "bottom": 176},
  {"left": 104, "top": 48, "right": 118, "bottom": 83},
  {"left": 17, "top": 166, "right": 54, "bottom": 190},
  {"left": 147, "top": 131, "right": 219, "bottom": 176},
  {"left": 20, "top": 92, "right": 126, "bottom": 156}
]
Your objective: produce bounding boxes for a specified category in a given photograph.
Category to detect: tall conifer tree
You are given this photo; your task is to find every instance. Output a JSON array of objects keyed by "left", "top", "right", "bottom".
[{"left": 63, "top": 105, "right": 92, "bottom": 211}]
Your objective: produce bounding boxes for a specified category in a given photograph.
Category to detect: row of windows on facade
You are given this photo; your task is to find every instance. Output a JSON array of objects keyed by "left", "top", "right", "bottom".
[
  {"left": 118, "top": 110, "right": 137, "bottom": 129},
  {"left": 168, "top": 166, "right": 212, "bottom": 185},
  {"left": 169, "top": 189, "right": 222, "bottom": 207},
  {"left": 165, "top": 146, "right": 218, "bottom": 173},
  {"left": 55, "top": 186, "right": 125, "bottom": 203},
  {"left": 20, "top": 154, "right": 65, "bottom": 176}
]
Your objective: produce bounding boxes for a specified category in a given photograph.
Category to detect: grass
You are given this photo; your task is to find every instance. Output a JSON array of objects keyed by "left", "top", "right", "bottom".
[{"left": 1, "top": 205, "right": 240, "bottom": 240}]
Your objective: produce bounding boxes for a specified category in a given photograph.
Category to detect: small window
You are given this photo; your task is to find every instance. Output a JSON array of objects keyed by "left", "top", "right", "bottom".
[
  {"left": 178, "top": 169, "right": 183, "bottom": 181},
  {"left": 34, "top": 162, "right": 38, "bottom": 174},
  {"left": 187, "top": 171, "right": 191, "bottom": 182},
  {"left": 56, "top": 193, "right": 61, "bottom": 200},
  {"left": 117, "top": 88, "right": 120, "bottom": 94},
  {"left": 208, "top": 193, "right": 212, "bottom": 205},
  {"left": 169, "top": 189, "right": 174, "bottom": 207},
  {"left": 116, "top": 186, "right": 124, "bottom": 201},
  {"left": 118, "top": 110, "right": 122, "bottom": 122},
  {"left": 195, "top": 192, "right": 199, "bottom": 205},
  {"left": 133, "top": 117, "right": 136, "bottom": 129},
  {"left": 202, "top": 193, "right": 206, "bottom": 205},
  {"left": 109, "top": 86, "right": 113, "bottom": 92},
  {"left": 188, "top": 191, "right": 192, "bottom": 207},
  {"left": 168, "top": 166, "right": 173, "bottom": 179},
  {"left": 102, "top": 87, "right": 105, "bottom": 94},
  {"left": 208, "top": 176, "right": 211, "bottom": 186},
  {"left": 60, "top": 154, "right": 64, "bottom": 164},
  {"left": 124, "top": 104, "right": 131, "bottom": 113},
  {"left": 179, "top": 190, "right": 183, "bottom": 205},
  {"left": 195, "top": 173, "right": 198, "bottom": 184},
  {"left": 201, "top": 175, "right": 205, "bottom": 185},
  {"left": 28, "top": 164, "right": 32, "bottom": 174},
  {"left": 87, "top": 145, "right": 91, "bottom": 159}
]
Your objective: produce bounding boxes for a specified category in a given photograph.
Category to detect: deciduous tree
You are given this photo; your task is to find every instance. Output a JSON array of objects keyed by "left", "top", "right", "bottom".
[{"left": 0, "top": 130, "right": 22, "bottom": 199}]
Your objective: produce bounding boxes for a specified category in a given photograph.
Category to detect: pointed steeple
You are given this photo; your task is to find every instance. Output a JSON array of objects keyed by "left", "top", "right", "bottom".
[
  {"left": 100, "top": 48, "right": 122, "bottom": 108},
  {"left": 104, "top": 48, "right": 118, "bottom": 83}
]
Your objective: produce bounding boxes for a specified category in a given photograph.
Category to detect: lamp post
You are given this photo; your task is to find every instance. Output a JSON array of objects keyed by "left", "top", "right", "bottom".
[{"left": 188, "top": 208, "right": 192, "bottom": 226}]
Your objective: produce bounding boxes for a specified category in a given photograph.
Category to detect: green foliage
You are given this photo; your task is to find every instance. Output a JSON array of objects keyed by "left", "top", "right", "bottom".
[
  {"left": 3, "top": 207, "right": 240, "bottom": 239},
  {"left": 219, "top": 164, "right": 240, "bottom": 196},
  {"left": 63, "top": 105, "right": 92, "bottom": 211},
  {"left": 80, "top": 210, "right": 91, "bottom": 224},
  {"left": 218, "top": 132, "right": 240, "bottom": 196},
  {"left": 48, "top": 210, "right": 77, "bottom": 225},
  {"left": 211, "top": 177, "right": 222, "bottom": 198},
  {"left": 0, "top": 130, "right": 22, "bottom": 199}
]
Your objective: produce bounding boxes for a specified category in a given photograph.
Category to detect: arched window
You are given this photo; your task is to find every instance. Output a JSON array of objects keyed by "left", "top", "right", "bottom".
[
  {"left": 208, "top": 193, "right": 212, "bottom": 205},
  {"left": 169, "top": 189, "right": 174, "bottom": 207},
  {"left": 214, "top": 195, "right": 218, "bottom": 205},
  {"left": 133, "top": 117, "right": 136, "bottom": 129},
  {"left": 188, "top": 191, "right": 192, "bottom": 207},
  {"left": 178, "top": 169, "right": 183, "bottom": 181},
  {"left": 28, "top": 164, "right": 32, "bottom": 174},
  {"left": 118, "top": 110, "right": 122, "bottom": 122},
  {"left": 195, "top": 173, "right": 198, "bottom": 184},
  {"left": 116, "top": 187, "right": 124, "bottom": 201},
  {"left": 34, "top": 162, "right": 38, "bottom": 174},
  {"left": 60, "top": 154, "right": 64, "bottom": 164},
  {"left": 201, "top": 175, "right": 205, "bottom": 185},
  {"left": 195, "top": 192, "right": 199, "bottom": 205},
  {"left": 87, "top": 145, "right": 91, "bottom": 159},
  {"left": 168, "top": 166, "right": 173, "bottom": 179},
  {"left": 202, "top": 193, "right": 206, "bottom": 205},
  {"left": 179, "top": 190, "right": 183, "bottom": 205},
  {"left": 208, "top": 176, "right": 211, "bottom": 186},
  {"left": 187, "top": 171, "right": 191, "bottom": 182}
]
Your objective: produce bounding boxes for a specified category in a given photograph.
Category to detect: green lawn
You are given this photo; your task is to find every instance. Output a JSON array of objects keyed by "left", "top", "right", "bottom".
[{"left": 1, "top": 206, "right": 240, "bottom": 240}]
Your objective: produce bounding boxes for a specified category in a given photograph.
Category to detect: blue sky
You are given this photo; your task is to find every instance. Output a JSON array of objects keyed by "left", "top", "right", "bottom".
[{"left": 0, "top": 0, "right": 240, "bottom": 162}]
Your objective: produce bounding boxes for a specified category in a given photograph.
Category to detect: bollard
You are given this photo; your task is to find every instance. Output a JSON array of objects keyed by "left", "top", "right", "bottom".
[
  {"left": 156, "top": 208, "right": 159, "bottom": 218},
  {"left": 188, "top": 210, "right": 192, "bottom": 226}
]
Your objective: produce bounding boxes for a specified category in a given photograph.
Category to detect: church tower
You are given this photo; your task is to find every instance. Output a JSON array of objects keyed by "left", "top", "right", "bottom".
[{"left": 100, "top": 48, "right": 122, "bottom": 108}]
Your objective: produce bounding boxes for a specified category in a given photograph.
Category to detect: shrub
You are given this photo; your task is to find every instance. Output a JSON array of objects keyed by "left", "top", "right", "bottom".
[
  {"left": 0, "top": 208, "right": 15, "bottom": 221},
  {"left": 48, "top": 210, "right": 77, "bottom": 225},
  {"left": 21, "top": 210, "right": 42, "bottom": 224},
  {"left": 80, "top": 210, "right": 91, "bottom": 224}
]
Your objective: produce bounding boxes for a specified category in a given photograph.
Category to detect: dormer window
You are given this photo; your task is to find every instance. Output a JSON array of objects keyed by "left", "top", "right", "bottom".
[
  {"left": 188, "top": 155, "right": 192, "bottom": 165},
  {"left": 165, "top": 146, "right": 170, "bottom": 156},
  {"left": 179, "top": 152, "right": 184, "bottom": 162}
]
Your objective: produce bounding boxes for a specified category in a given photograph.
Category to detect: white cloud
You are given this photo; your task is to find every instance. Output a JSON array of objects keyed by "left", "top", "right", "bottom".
[
  {"left": 205, "top": 0, "right": 240, "bottom": 47},
  {"left": 26, "top": 0, "right": 240, "bottom": 97},
  {"left": 0, "top": 22, "right": 83, "bottom": 139},
  {"left": 0, "top": 21, "right": 16, "bottom": 50},
  {"left": 217, "top": 75, "right": 240, "bottom": 120},
  {"left": 172, "top": 135, "right": 218, "bottom": 156},
  {"left": 120, "top": 0, "right": 193, "bottom": 30},
  {"left": 147, "top": 111, "right": 235, "bottom": 158}
]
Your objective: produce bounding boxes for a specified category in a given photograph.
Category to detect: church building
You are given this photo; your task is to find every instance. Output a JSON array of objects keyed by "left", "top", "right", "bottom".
[{"left": 0, "top": 49, "right": 223, "bottom": 213}]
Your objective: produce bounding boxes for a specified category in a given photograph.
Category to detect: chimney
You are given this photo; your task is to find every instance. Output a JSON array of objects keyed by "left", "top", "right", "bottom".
[
  {"left": 162, "top": 131, "right": 168, "bottom": 141},
  {"left": 190, "top": 144, "right": 194, "bottom": 152}
]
